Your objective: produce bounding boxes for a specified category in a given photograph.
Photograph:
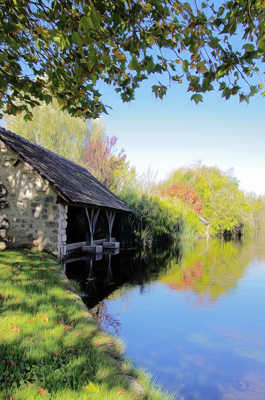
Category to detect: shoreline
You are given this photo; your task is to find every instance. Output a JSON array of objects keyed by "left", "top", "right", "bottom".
[{"left": 0, "top": 249, "right": 173, "bottom": 400}]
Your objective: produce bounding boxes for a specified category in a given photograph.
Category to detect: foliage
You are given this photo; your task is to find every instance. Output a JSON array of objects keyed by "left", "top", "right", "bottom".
[
  {"left": 161, "top": 164, "right": 253, "bottom": 236},
  {"left": 82, "top": 119, "right": 136, "bottom": 192},
  {"left": 121, "top": 189, "right": 180, "bottom": 248},
  {"left": 0, "top": 250, "right": 173, "bottom": 400},
  {"left": 0, "top": 0, "right": 264, "bottom": 120},
  {"left": 5, "top": 100, "right": 89, "bottom": 163},
  {"left": 161, "top": 183, "right": 204, "bottom": 215},
  {"left": 5, "top": 104, "right": 135, "bottom": 193},
  {"left": 120, "top": 188, "right": 206, "bottom": 248},
  {"left": 245, "top": 194, "right": 265, "bottom": 236}
]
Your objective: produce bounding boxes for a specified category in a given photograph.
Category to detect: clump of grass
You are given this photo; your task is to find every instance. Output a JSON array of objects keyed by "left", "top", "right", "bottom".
[{"left": 0, "top": 250, "right": 174, "bottom": 400}]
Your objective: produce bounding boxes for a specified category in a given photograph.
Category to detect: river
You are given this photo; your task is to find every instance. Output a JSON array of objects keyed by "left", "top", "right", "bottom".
[{"left": 65, "top": 238, "right": 265, "bottom": 400}]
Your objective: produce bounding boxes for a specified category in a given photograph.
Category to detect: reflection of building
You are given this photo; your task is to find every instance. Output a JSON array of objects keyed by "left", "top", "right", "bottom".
[
  {"left": 64, "top": 249, "right": 120, "bottom": 308},
  {"left": 0, "top": 128, "right": 130, "bottom": 258}
]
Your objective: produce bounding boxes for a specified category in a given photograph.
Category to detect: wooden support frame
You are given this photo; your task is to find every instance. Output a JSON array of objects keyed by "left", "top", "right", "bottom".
[
  {"left": 105, "top": 209, "right": 116, "bottom": 242},
  {"left": 63, "top": 207, "right": 120, "bottom": 257},
  {"left": 85, "top": 207, "right": 100, "bottom": 246}
]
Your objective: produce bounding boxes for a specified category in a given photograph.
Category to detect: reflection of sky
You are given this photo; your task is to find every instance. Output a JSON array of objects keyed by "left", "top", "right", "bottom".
[{"left": 105, "top": 255, "right": 265, "bottom": 400}]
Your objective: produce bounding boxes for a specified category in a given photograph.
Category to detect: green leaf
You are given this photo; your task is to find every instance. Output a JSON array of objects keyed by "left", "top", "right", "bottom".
[
  {"left": 129, "top": 56, "right": 139, "bottom": 71},
  {"left": 84, "top": 382, "right": 100, "bottom": 392},
  {"left": 217, "top": 6, "right": 225, "bottom": 16},
  {"left": 35, "top": 39, "right": 42, "bottom": 51},
  {"left": 191, "top": 94, "right": 203, "bottom": 104},
  {"left": 72, "top": 32, "right": 83, "bottom": 46},
  {"left": 243, "top": 43, "right": 255, "bottom": 52},
  {"left": 182, "top": 60, "right": 189, "bottom": 72}
]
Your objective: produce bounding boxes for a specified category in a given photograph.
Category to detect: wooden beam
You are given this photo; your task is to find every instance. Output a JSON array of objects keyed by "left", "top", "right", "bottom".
[
  {"left": 82, "top": 244, "right": 103, "bottom": 253},
  {"left": 65, "top": 241, "right": 87, "bottom": 251}
]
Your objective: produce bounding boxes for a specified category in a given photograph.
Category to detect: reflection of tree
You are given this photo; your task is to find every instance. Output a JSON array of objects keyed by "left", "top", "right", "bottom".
[
  {"left": 67, "top": 237, "right": 265, "bottom": 312},
  {"left": 90, "top": 301, "right": 121, "bottom": 336},
  {"left": 160, "top": 239, "right": 254, "bottom": 304},
  {"left": 167, "top": 260, "right": 203, "bottom": 291}
]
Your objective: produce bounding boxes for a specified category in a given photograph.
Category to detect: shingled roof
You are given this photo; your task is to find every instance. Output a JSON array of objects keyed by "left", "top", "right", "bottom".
[{"left": 0, "top": 127, "right": 131, "bottom": 212}]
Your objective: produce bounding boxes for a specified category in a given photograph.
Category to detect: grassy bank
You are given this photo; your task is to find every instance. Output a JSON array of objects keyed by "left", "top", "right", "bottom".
[{"left": 0, "top": 250, "right": 172, "bottom": 400}]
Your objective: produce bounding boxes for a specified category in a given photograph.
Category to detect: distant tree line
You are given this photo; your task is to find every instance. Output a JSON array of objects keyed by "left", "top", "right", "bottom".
[
  {"left": 5, "top": 102, "right": 265, "bottom": 247},
  {"left": 5, "top": 101, "right": 135, "bottom": 194}
]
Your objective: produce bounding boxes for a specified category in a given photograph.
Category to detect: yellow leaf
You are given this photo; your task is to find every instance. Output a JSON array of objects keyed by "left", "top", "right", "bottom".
[
  {"left": 84, "top": 382, "right": 100, "bottom": 392},
  {"left": 37, "top": 387, "right": 48, "bottom": 395},
  {"left": 117, "top": 389, "right": 126, "bottom": 396},
  {"left": 40, "top": 314, "right": 49, "bottom": 323},
  {"left": 259, "top": 83, "right": 264, "bottom": 89},
  {"left": 11, "top": 325, "right": 20, "bottom": 332}
]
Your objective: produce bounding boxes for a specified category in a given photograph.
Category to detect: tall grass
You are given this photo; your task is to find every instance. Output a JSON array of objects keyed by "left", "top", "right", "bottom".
[{"left": 120, "top": 188, "right": 206, "bottom": 249}]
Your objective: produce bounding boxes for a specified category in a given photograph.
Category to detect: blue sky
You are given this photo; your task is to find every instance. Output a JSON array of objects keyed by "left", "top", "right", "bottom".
[{"left": 99, "top": 80, "right": 264, "bottom": 196}]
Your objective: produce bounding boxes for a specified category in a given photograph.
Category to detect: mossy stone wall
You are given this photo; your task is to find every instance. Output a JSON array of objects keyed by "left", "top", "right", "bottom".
[{"left": 0, "top": 139, "right": 64, "bottom": 254}]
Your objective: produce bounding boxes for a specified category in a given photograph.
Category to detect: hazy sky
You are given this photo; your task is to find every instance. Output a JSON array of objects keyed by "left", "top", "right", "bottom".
[{"left": 99, "top": 79, "right": 264, "bottom": 196}]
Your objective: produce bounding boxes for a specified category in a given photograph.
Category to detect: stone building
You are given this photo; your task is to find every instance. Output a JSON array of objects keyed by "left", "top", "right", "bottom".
[{"left": 0, "top": 128, "right": 130, "bottom": 259}]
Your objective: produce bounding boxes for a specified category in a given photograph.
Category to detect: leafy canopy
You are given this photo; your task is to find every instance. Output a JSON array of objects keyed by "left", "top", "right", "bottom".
[
  {"left": 0, "top": 0, "right": 264, "bottom": 119},
  {"left": 161, "top": 183, "right": 204, "bottom": 215},
  {"left": 160, "top": 164, "right": 255, "bottom": 235},
  {"left": 5, "top": 100, "right": 89, "bottom": 163},
  {"left": 82, "top": 119, "right": 136, "bottom": 192}
]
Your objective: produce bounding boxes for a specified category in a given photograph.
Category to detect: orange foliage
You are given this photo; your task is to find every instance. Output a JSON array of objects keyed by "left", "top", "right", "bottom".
[
  {"left": 168, "top": 261, "right": 203, "bottom": 291},
  {"left": 162, "top": 183, "right": 203, "bottom": 215}
]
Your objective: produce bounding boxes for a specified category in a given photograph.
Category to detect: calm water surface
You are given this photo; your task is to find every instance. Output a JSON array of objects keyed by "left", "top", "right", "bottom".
[{"left": 66, "top": 239, "right": 265, "bottom": 400}]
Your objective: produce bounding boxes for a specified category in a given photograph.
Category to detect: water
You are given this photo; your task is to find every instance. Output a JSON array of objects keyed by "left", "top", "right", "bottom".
[{"left": 65, "top": 239, "right": 265, "bottom": 400}]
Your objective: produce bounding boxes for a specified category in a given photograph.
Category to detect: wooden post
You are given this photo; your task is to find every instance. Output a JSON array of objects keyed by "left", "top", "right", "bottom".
[
  {"left": 85, "top": 207, "right": 100, "bottom": 246},
  {"left": 103, "top": 209, "right": 120, "bottom": 249},
  {"left": 105, "top": 209, "right": 116, "bottom": 242}
]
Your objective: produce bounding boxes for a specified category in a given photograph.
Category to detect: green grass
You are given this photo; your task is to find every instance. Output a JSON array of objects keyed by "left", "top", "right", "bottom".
[{"left": 0, "top": 250, "right": 173, "bottom": 400}]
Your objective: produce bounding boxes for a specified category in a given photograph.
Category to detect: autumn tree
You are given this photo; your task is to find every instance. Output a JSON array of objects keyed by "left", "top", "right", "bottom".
[
  {"left": 0, "top": 0, "right": 264, "bottom": 120},
  {"left": 82, "top": 119, "right": 135, "bottom": 192},
  {"left": 162, "top": 183, "right": 204, "bottom": 215},
  {"left": 161, "top": 164, "right": 252, "bottom": 235},
  {"left": 5, "top": 100, "right": 89, "bottom": 163}
]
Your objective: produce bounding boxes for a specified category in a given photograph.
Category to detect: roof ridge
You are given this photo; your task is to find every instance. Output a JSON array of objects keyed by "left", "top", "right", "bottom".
[
  {"left": 0, "top": 126, "right": 90, "bottom": 173},
  {"left": 0, "top": 127, "right": 130, "bottom": 212}
]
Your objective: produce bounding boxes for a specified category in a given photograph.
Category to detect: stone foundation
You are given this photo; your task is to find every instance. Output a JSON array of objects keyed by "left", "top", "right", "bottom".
[{"left": 0, "top": 139, "right": 67, "bottom": 255}]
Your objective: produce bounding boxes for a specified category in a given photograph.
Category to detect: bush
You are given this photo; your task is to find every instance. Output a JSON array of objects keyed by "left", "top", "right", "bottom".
[{"left": 120, "top": 189, "right": 206, "bottom": 248}]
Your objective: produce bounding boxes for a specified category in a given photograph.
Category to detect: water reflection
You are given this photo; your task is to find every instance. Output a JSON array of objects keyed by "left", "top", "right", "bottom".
[
  {"left": 65, "top": 239, "right": 265, "bottom": 400},
  {"left": 159, "top": 239, "right": 255, "bottom": 304},
  {"left": 65, "top": 245, "right": 182, "bottom": 309}
]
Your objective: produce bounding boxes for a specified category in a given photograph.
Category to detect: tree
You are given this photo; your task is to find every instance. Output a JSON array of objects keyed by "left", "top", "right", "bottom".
[
  {"left": 5, "top": 100, "right": 89, "bottom": 163},
  {"left": 161, "top": 164, "right": 251, "bottom": 235},
  {"left": 0, "top": 0, "right": 264, "bottom": 120},
  {"left": 161, "top": 183, "right": 204, "bottom": 215},
  {"left": 82, "top": 119, "right": 135, "bottom": 192}
]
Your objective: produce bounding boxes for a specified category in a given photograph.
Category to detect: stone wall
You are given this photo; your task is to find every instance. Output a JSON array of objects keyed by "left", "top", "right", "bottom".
[
  {"left": 0, "top": 139, "right": 67, "bottom": 255},
  {"left": 58, "top": 203, "right": 68, "bottom": 260}
]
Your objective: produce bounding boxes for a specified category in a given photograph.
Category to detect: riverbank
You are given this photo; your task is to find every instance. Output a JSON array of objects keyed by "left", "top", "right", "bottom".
[{"left": 0, "top": 250, "right": 172, "bottom": 400}]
